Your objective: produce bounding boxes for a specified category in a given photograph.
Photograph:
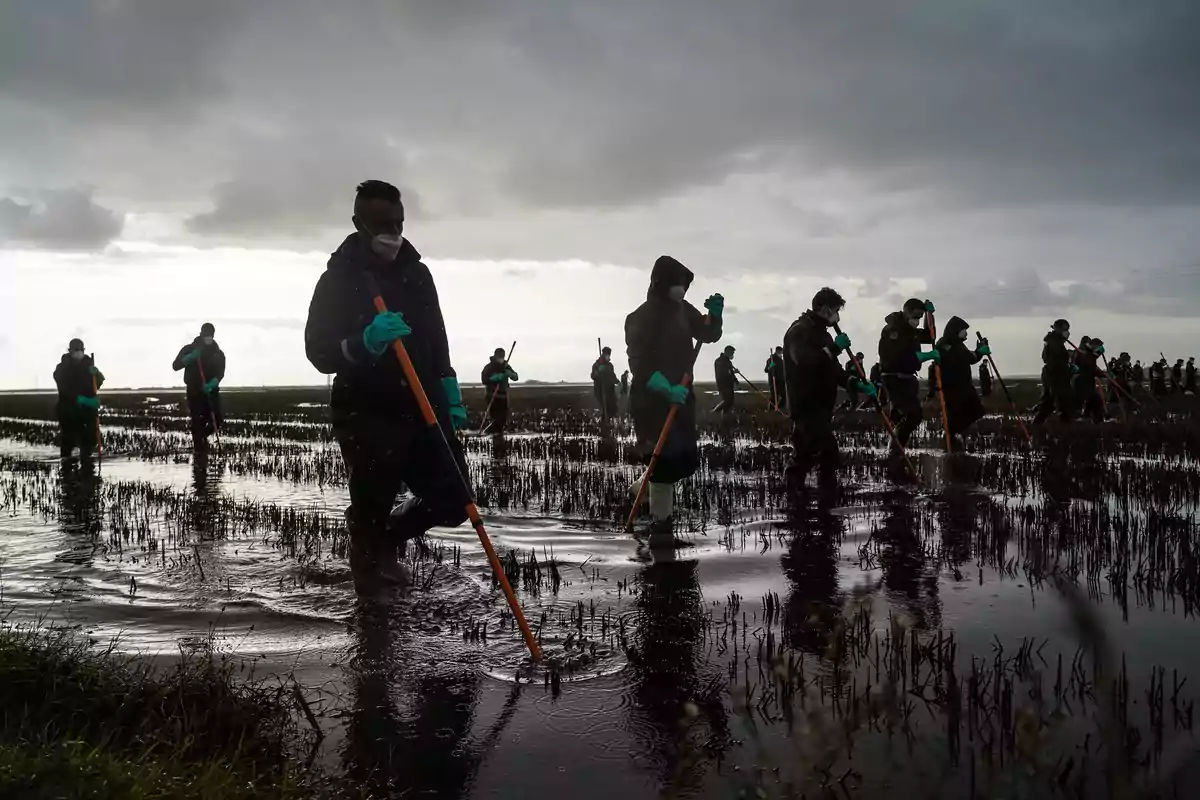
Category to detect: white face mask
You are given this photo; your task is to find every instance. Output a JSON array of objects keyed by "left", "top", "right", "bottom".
[
  {"left": 70, "top": 351, "right": 85, "bottom": 362},
  {"left": 371, "top": 233, "right": 404, "bottom": 262},
  {"left": 958, "top": 329, "right": 969, "bottom": 341},
  {"left": 820, "top": 308, "right": 840, "bottom": 326},
  {"left": 907, "top": 315, "right": 922, "bottom": 329},
  {"left": 667, "top": 285, "right": 686, "bottom": 303},
  {"left": 201, "top": 337, "right": 214, "bottom": 346}
]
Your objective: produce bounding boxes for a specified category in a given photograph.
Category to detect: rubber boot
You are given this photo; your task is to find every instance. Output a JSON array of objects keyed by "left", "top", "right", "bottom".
[{"left": 647, "top": 482, "right": 675, "bottom": 548}]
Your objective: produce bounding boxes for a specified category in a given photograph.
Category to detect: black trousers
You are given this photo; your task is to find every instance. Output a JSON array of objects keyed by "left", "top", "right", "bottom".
[
  {"left": 884, "top": 375, "right": 922, "bottom": 448},
  {"left": 335, "top": 415, "right": 471, "bottom": 542},
  {"left": 631, "top": 387, "right": 699, "bottom": 484},
  {"left": 1073, "top": 378, "right": 1105, "bottom": 423},
  {"left": 485, "top": 393, "right": 509, "bottom": 433},
  {"left": 944, "top": 389, "right": 984, "bottom": 437},
  {"left": 187, "top": 389, "right": 224, "bottom": 444},
  {"left": 786, "top": 410, "right": 839, "bottom": 485},
  {"left": 57, "top": 406, "right": 97, "bottom": 457},
  {"left": 713, "top": 387, "right": 736, "bottom": 414},
  {"left": 1032, "top": 371, "right": 1075, "bottom": 424}
]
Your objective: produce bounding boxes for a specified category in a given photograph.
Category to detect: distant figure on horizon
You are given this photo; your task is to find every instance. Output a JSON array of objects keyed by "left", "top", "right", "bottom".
[
  {"left": 481, "top": 347, "right": 518, "bottom": 434},
  {"left": 172, "top": 322, "right": 225, "bottom": 449},
  {"left": 712, "top": 345, "right": 738, "bottom": 415},
  {"left": 54, "top": 338, "right": 103, "bottom": 461},
  {"left": 591, "top": 346, "right": 619, "bottom": 427}
]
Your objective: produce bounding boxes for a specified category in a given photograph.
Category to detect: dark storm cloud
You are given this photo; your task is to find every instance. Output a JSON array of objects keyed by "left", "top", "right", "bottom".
[
  {"left": 0, "top": 189, "right": 125, "bottom": 251},
  {"left": 3, "top": 0, "right": 1198, "bottom": 219}
]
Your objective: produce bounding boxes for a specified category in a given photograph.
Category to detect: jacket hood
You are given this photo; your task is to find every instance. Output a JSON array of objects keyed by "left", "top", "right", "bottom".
[
  {"left": 60, "top": 352, "right": 92, "bottom": 365},
  {"left": 943, "top": 316, "right": 969, "bottom": 338},
  {"left": 884, "top": 311, "right": 908, "bottom": 328},
  {"left": 327, "top": 233, "right": 422, "bottom": 271},
  {"left": 1043, "top": 331, "right": 1063, "bottom": 343},
  {"left": 647, "top": 255, "right": 694, "bottom": 298}
]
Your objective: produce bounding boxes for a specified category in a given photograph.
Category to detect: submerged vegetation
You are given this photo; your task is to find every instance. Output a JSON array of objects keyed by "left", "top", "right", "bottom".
[{"left": 1, "top": 384, "right": 1199, "bottom": 797}]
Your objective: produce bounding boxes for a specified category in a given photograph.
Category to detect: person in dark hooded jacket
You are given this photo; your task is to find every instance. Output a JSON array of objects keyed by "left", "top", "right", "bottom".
[
  {"left": 625, "top": 255, "right": 723, "bottom": 537},
  {"left": 304, "top": 180, "right": 471, "bottom": 599},
  {"left": 54, "top": 338, "right": 104, "bottom": 460},
  {"left": 591, "top": 347, "right": 619, "bottom": 425},
  {"left": 783, "top": 288, "right": 870, "bottom": 489},
  {"left": 1150, "top": 359, "right": 1168, "bottom": 397},
  {"left": 764, "top": 347, "right": 787, "bottom": 410},
  {"left": 1032, "top": 319, "right": 1074, "bottom": 424},
  {"left": 933, "top": 316, "right": 990, "bottom": 443},
  {"left": 481, "top": 348, "right": 518, "bottom": 433},
  {"left": 712, "top": 346, "right": 739, "bottom": 414},
  {"left": 878, "top": 298, "right": 939, "bottom": 456},
  {"left": 172, "top": 322, "right": 226, "bottom": 449},
  {"left": 1172, "top": 359, "right": 1185, "bottom": 394},
  {"left": 1186, "top": 357, "right": 1196, "bottom": 395},
  {"left": 1071, "top": 336, "right": 1106, "bottom": 423}
]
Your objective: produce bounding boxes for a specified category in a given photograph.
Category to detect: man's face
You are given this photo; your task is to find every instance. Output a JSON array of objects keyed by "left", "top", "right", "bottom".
[{"left": 356, "top": 198, "right": 404, "bottom": 239}]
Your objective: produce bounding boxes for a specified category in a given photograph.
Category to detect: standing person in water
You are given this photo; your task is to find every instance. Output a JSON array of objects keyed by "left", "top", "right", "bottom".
[
  {"left": 625, "top": 255, "right": 723, "bottom": 542},
  {"left": 54, "top": 338, "right": 104, "bottom": 461},
  {"left": 1032, "top": 319, "right": 1074, "bottom": 425},
  {"left": 878, "top": 298, "right": 939, "bottom": 467},
  {"left": 782, "top": 288, "right": 870, "bottom": 492},
  {"left": 933, "top": 316, "right": 990, "bottom": 447},
  {"left": 619, "top": 370, "right": 631, "bottom": 416},
  {"left": 712, "top": 346, "right": 738, "bottom": 415},
  {"left": 764, "top": 346, "right": 787, "bottom": 410},
  {"left": 1071, "top": 336, "right": 1106, "bottom": 423},
  {"left": 481, "top": 347, "right": 518, "bottom": 434},
  {"left": 172, "top": 322, "right": 225, "bottom": 449},
  {"left": 304, "top": 180, "right": 471, "bottom": 599},
  {"left": 1185, "top": 357, "right": 1196, "bottom": 396},
  {"left": 591, "top": 346, "right": 620, "bottom": 426}
]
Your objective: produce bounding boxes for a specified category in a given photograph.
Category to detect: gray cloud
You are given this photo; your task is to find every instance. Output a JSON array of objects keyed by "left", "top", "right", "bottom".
[{"left": 0, "top": 188, "right": 125, "bottom": 250}]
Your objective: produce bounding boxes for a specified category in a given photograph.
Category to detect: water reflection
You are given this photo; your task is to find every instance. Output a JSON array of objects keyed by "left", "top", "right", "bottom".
[
  {"left": 875, "top": 490, "right": 941, "bottom": 629},
  {"left": 57, "top": 458, "right": 101, "bottom": 537},
  {"left": 342, "top": 606, "right": 485, "bottom": 798},
  {"left": 780, "top": 490, "right": 845, "bottom": 655},
  {"left": 626, "top": 555, "right": 729, "bottom": 794},
  {"left": 191, "top": 451, "right": 223, "bottom": 540}
]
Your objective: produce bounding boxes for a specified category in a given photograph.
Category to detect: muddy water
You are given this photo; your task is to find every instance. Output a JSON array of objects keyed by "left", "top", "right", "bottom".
[{"left": 2, "top": 409, "right": 1200, "bottom": 798}]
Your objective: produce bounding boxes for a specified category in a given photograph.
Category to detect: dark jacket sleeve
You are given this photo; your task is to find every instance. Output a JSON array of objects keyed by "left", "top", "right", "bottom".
[
  {"left": 625, "top": 306, "right": 659, "bottom": 382},
  {"left": 304, "top": 270, "right": 374, "bottom": 375},
  {"left": 211, "top": 348, "right": 227, "bottom": 382},
  {"left": 413, "top": 262, "right": 456, "bottom": 380},
  {"left": 687, "top": 302, "right": 722, "bottom": 344},
  {"left": 172, "top": 345, "right": 193, "bottom": 372},
  {"left": 53, "top": 362, "right": 69, "bottom": 398}
]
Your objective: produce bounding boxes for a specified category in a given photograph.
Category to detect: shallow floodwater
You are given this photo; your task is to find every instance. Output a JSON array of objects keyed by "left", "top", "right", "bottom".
[{"left": 2, "top": 397, "right": 1199, "bottom": 798}]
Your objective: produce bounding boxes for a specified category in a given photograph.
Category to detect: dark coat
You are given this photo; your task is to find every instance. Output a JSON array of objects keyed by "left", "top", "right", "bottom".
[
  {"left": 481, "top": 360, "right": 516, "bottom": 401},
  {"left": 172, "top": 338, "right": 226, "bottom": 393},
  {"left": 591, "top": 358, "right": 618, "bottom": 402},
  {"left": 934, "top": 317, "right": 983, "bottom": 397},
  {"left": 878, "top": 311, "right": 933, "bottom": 375},
  {"left": 714, "top": 354, "right": 738, "bottom": 393},
  {"left": 783, "top": 310, "right": 848, "bottom": 416},
  {"left": 304, "top": 234, "right": 456, "bottom": 425},
  {"left": 53, "top": 354, "right": 99, "bottom": 413},
  {"left": 1041, "top": 332, "right": 1071, "bottom": 381}
]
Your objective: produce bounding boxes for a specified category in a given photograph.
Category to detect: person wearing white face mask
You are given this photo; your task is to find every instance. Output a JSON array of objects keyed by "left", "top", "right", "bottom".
[
  {"left": 933, "top": 316, "right": 991, "bottom": 447},
  {"left": 877, "top": 297, "right": 938, "bottom": 469},
  {"left": 625, "top": 255, "right": 724, "bottom": 546},
  {"left": 53, "top": 338, "right": 104, "bottom": 460},
  {"left": 304, "top": 179, "right": 472, "bottom": 600},
  {"left": 1032, "top": 319, "right": 1075, "bottom": 425},
  {"left": 172, "top": 321, "right": 226, "bottom": 449}
]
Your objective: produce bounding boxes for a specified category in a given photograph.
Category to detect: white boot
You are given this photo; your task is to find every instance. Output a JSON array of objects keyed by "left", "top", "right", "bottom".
[{"left": 647, "top": 482, "right": 676, "bottom": 547}]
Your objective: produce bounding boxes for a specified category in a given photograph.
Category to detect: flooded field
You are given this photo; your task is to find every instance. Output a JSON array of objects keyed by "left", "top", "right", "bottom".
[{"left": 1, "top": 385, "right": 1199, "bottom": 798}]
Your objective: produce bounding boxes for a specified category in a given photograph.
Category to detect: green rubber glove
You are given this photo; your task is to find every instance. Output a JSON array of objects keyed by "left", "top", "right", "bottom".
[
  {"left": 976, "top": 343, "right": 991, "bottom": 356},
  {"left": 924, "top": 299, "right": 935, "bottom": 313},
  {"left": 833, "top": 332, "right": 851, "bottom": 352},
  {"left": 89, "top": 366, "right": 105, "bottom": 387},
  {"left": 441, "top": 377, "right": 468, "bottom": 431},
  {"left": 75, "top": 395, "right": 99, "bottom": 412},
  {"left": 917, "top": 349, "right": 942, "bottom": 364},
  {"left": 1071, "top": 364, "right": 1081, "bottom": 374},
  {"left": 703, "top": 294, "right": 724, "bottom": 319},
  {"left": 646, "top": 371, "right": 674, "bottom": 398},
  {"left": 854, "top": 379, "right": 877, "bottom": 398},
  {"left": 181, "top": 349, "right": 201, "bottom": 366},
  {"left": 666, "top": 383, "right": 689, "bottom": 405},
  {"left": 489, "top": 372, "right": 506, "bottom": 383},
  {"left": 1094, "top": 344, "right": 1105, "bottom": 355},
  {"left": 362, "top": 311, "right": 412, "bottom": 358},
  {"left": 202, "top": 377, "right": 220, "bottom": 395}
]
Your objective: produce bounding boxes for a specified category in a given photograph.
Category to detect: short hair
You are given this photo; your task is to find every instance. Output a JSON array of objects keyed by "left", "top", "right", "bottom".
[
  {"left": 68, "top": 338, "right": 84, "bottom": 351},
  {"left": 493, "top": 347, "right": 506, "bottom": 357},
  {"left": 902, "top": 298, "right": 926, "bottom": 315},
  {"left": 774, "top": 346, "right": 783, "bottom": 353},
  {"left": 601, "top": 346, "right": 612, "bottom": 354},
  {"left": 724, "top": 345, "right": 736, "bottom": 353},
  {"left": 354, "top": 180, "right": 402, "bottom": 216},
  {"left": 200, "top": 322, "right": 215, "bottom": 336},
  {"left": 1053, "top": 318, "right": 1070, "bottom": 330},
  {"left": 811, "top": 287, "right": 845, "bottom": 312}
]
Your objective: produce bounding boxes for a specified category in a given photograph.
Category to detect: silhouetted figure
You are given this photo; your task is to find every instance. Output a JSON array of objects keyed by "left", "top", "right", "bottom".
[
  {"left": 591, "top": 346, "right": 619, "bottom": 426},
  {"left": 53, "top": 338, "right": 103, "bottom": 461},
  {"left": 172, "top": 322, "right": 225, "bottom": 449},
  {"left": 481, "top": 347, "right": 518, "bottom": 434},
  {"left": 712, "top": 346, "right": 738, "bottom": 415}
]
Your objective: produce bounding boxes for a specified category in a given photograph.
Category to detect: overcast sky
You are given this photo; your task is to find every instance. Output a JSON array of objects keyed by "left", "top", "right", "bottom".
[{"left": 2, "top": 0, "right": 1198, "bottom": 389}]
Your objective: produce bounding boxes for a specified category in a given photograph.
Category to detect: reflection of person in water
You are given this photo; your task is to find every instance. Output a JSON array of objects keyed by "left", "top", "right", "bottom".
[
  {"left": 780, "top": 493, "right": 845, "bottom": 655},
  {"left": 343, "top": 606, "right": 488, "bottom": 797},
  {"left": 875, "top": 491, "right": 941, "bottom": 630},
  {"left": 57, "top": 459, "right": 101, "bottom": 538},
  {"left": 626, "top": 558, "right": 729, "bottom": 793},
  {"left": 190, "top": 451, "right": 223, "bottom": 539}
]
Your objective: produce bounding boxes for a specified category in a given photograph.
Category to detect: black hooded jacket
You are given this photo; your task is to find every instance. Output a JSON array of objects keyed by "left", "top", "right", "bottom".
[
  {"left": 305, "top": 234, "right": 456, "bottom": 423},
  {"left": 783, "top": 310, "right": 849, "bottom": 415},
  {"left": 624, "top": 256, "right": 722, "bottom": 389},
  {"left": 1072, "top": 347, "right": 1102, "bottom": 381},
  {"left": 934, "top": 316, "right": 983, "bottom": 395},
  {"left": 53, "top": 354, "right": 100, "bottom": 409},
  {"left": 878, "top": 311, "right": 933, "bottom": 375},
  {"left": 172, "top": 338, "right": 226, "bottom": 393},
  {"left": 1041, "top": 332, "right": 1071, "bottom": 380},
  {"left": 714, "top": 354, "right": 737, "bottom": 393}
]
